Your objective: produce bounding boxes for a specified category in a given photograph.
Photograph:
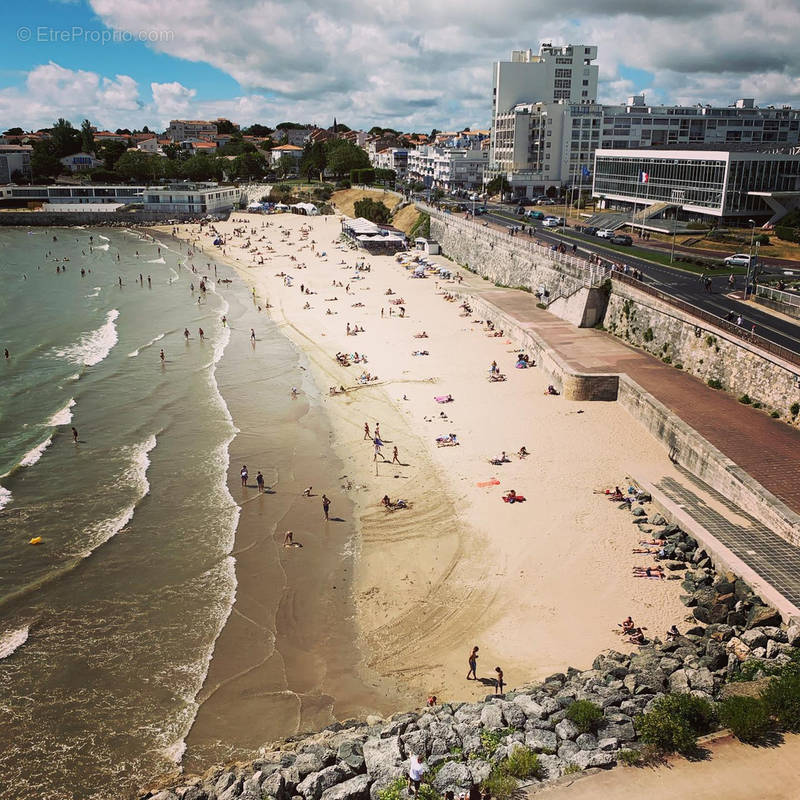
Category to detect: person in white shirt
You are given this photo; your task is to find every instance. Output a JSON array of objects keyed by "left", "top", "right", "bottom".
[{"left": 407, "top": 754, "right": 427, "bottom": 798}]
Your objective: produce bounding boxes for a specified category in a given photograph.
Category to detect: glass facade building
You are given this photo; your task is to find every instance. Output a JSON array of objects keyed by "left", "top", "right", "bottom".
[{"left": 592, "top": 149, "right": 800, "bottom": 219}]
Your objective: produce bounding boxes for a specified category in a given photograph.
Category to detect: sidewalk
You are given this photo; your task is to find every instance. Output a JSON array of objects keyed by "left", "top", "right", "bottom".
[
  {"left": 479, "top": 286, "right": 800, "bottom": 518},
  {"left": 525, "top": 733, "right": 800, "bottom": 800}
]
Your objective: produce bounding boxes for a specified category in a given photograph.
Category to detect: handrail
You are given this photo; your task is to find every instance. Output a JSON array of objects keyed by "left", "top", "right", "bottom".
[
  {"left": 612, "top": 271, "right": 800, "bottom": 369},
  {"left": 756, "top": 284, "right": 800, "bottom": 309}
]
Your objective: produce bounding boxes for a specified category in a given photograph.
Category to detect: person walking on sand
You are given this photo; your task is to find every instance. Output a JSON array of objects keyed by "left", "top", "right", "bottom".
[
  {"left": 256, "top": 471, "right": 264, "bottom": 493},
  {"left": 72, "top": 426, "right": 78, "bottom": 444},
  {"left": 494, "top": 666, "right": 504, "bottom": 695},
  {"left": 284, "top": 530, "right": 294, "bottom": 546},
  {"left": 363, "top": 422, "right": 371, "bottom": 440},
  {"left": 199, "top": 328, "right": 204, "bottom": 340},
  {"left": 392, "top": 446, "right": 400, "bottom": 464},
  {"left": 250, "top": 328, "right": 256, "bottom": 342},
  {"left": 322, "top": 494, "right": 331, "bottom": 520},
  {"left": 241, "top": 465, "right": 248, "bottom": 487},
  {"left": 466, "top": 646, "right": 479, "bottom": 680},
  {"left": 375, "top": 422, "right": 381, "bottom": 440}
]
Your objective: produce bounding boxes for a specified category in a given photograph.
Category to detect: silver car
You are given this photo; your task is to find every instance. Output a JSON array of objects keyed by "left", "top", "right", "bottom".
[{"left": 723, "top": 253, "right": 754, "bottom": 267}]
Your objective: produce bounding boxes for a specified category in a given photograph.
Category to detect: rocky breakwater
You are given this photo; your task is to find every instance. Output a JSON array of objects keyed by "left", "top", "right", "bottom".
[{"left": 142, "top": 515, "right": 800, "bottom": 800}]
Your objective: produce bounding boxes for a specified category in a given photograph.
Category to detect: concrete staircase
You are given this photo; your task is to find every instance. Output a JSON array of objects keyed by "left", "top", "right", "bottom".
[{"left": 632, "top": 201, "right": 676, "bottom": 223}]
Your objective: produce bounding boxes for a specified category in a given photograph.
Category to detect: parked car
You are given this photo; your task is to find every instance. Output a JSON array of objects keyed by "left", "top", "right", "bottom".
[
  {"left": 516, "top": 198, "right": 535, "bottom": 206},
  {"left": 473, "top": 207, "right": 487, "bottom": 216},
  {"left": 526, "top": 210, "right": 545, "bottom": 220},
  {"left": 583, "top": 226, "right": 599, "bottom": 236},
  {"left": 539, "top": 198, "right": 556, "bottom": 205},
  {"left": 596, "top": 229, "right": 615, "bottom": 239},
  {"left": 542, "top": 217, "right": 560, "bottom": 227},
  {"left": 723, "top": 253, "right": 755, "bottom": 267},
  {"left": 610, "top": 234, "right": 633, "bottom": 246}
]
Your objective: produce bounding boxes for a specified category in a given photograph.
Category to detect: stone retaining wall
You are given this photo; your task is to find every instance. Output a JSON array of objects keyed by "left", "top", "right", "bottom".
[
  {"left": 427, "top": 210, "right": 607, "bottom": 328},
  {"left": 605, "top": 279, "right": 800, "bottom": 421}
]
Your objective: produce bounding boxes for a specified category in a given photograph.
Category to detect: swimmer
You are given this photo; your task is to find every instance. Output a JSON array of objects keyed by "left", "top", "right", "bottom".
[{"left": 160, "top": 349, "right": 165, "bottom": 363}]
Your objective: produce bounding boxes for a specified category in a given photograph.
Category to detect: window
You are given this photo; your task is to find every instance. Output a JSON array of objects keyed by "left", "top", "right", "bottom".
[
  {"left": 555, "top": 69, "right": 572, "bottom": 77},
  {"left": 582, "top": 80, "right": 589, "bottom": 86},
  {"left": 582, "top": 90, "right": 589, "bottom": 97}
]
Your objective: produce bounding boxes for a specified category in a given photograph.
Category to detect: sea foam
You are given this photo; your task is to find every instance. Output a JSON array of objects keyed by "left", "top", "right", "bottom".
[
  {"left": 0, "top": 486, "right": 11, "bottom": 511},
  {"left": 0, "top": 626, "right": 29, "bottom": 660},
  {"left": 54, "top": 309, "right": 119, "bottom": 367},
  {"left": 48, "top": 398, "right": 76, "bottom": 426},
  {"left": 20, "top": 436, "right": 53, "bottom": 468}
]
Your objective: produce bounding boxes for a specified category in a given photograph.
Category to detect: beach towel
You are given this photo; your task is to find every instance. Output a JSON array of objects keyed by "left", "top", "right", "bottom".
[
  {"left": 435, "top": 395, "right": 453, "bottom": 403},
  {"left": 503, "top": 495, "right": 526, "bottom": 503},
  {"left": 476, "top": 479, "right": 501, "bottom": 488}
]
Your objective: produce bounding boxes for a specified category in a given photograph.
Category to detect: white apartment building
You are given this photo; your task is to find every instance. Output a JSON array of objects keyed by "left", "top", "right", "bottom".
[
  {"left": 371, "top": 147, "right": 408, "bottom": 180},
  {"left": 491, "top": 83, "right": 800, "bottom": 197},
  {"left": 166, "top": 119, "right": 218, "bottom": 142},
  {"left": 0, "top": 145, "right": 32, "bottom": 183},
  {"left": 142, "top": 184, "right": 242, "bottom": 214},
  {"left": 407, "top": 146, "right": 486, "bottom": 192}
]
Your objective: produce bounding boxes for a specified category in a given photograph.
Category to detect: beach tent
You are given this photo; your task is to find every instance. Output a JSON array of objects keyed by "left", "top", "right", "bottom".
[
  {"left": 274, "top": 203, "right": 289, "bottom": 210},
  {"left": 291, "top": 202, "right": 319, "bottom": 216}
]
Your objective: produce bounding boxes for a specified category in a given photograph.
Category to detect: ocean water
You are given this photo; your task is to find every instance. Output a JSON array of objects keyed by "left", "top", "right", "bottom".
[{"left": 0, "top": 227, "right": 254, "bottom": 798}]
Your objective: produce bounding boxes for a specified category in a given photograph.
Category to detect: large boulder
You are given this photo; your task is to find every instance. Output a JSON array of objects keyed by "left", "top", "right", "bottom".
[
  {"left": 512, "top": 694, "right": 546, "bottom": 720},
  {"left": 427, "top": 722, "right": 461, "bottom": 755},
  {"left": 362, "top": 737, "right": 403, "bottom": 784},
  {"left": 525, "top": 728, "right": 558, "bottom": 752},
  {"left": 262, "top": 770, "right": 286, "bottom": 800},
  {"left": 453, "top": 704, "right": 483, "bottom": 725},
  {"left": 740, "top": 629, "right": 768, "bottom": 650},
  {"left": 747, "top": 606, "right": 782, "bottom": 629},
  {"left": 431, "top": 762, "right": 473, "bottom": 794},
  {"left": 685, "top": 667, "right": 715, "bottom": 693},
  {"left": 480, "top": 703, "right": 504, "bottom": 730},
  {"left": 575, "top": 733, "right": 597, "bottom": 750},
  {"left": 555, "top": 719, "right": 580, "bottom": 741},
  {"left": 321, "top": 775, "right": 371, "bottom": 800},
  {"left": 598, "top": 721, "right": 636, "bottom": 742},
  {"left": 500, "top": 701, "right": 527, "bottom": 729},
  {"left": 295, "top": 753, "right": 325, "bottom": 780},
  {"left": 535, "top": 754, "right": 565, "bottom": 780},
  {"left": 567, "top": 749, "right": 616, "bottom": 770},
  {"left": 297, "top": 766, "right": 350, "bottom": 800},
  {"left": 337, "top": 741, "right": 366, "bottom": 773}
]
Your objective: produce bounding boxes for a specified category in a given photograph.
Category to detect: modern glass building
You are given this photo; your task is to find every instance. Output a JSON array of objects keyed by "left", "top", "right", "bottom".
[{"left": 592, "top": 148, "right": 800, "bottom": 221}]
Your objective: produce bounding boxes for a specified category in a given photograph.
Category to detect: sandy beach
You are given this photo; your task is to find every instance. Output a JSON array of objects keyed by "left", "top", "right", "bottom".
[{"left": 166, "top": 210, "right": 692, "bottom": 745}]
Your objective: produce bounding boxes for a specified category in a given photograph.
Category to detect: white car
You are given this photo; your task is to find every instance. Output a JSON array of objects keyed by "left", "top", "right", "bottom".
[
  {"left": 596, "top": 229, "right": 615, "bottom": 239},
  {"left": 542, "top": 217, "right": 560, "bottom": 227},
  {"left": 723, "top": 253, "right": 754, "bottom": 267}
]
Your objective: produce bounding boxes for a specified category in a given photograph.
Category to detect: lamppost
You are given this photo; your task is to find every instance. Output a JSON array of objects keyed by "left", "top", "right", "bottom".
[{"left": 744, "top": 219, "right": 756, "bottom": 300}]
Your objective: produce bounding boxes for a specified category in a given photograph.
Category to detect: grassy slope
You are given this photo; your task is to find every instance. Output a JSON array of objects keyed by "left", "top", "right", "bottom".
[{"left": 331, "top": 188, "right": 399, "bottom": 219}]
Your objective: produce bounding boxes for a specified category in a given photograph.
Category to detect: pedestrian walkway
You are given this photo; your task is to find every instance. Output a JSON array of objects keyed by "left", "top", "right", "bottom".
[{"left": 479, "top": 286, "right": 800, "bottom": 519}]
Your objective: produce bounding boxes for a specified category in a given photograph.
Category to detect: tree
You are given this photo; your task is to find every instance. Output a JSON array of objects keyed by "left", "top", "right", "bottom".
[
  {"left": 353, "top": 198, "right": 391, "bottom": 224},
  {"left": 115, "top": 128, "right": 132, "bottom": 136},
  {"left": 80, "top": 119, "right": 94, "bottom": 154},
  {"left": 243, "top": 123, "right": 273, "bottom": 137},
  {"left": 49, "top": 118, "right": 81, "bottom": 158},
  {"left": 216, "top": 118, "right": 237, "bottom": 134},
  {"left": 4, "top": 127, "right": 24, "bottom": 136},
  {"left": 97, "top": 139, "right": 129, "bottom": 170},
  {"left": 31, "top": 146, "right": 63, "bottom": 181},
  {"left": 276, "top": 121, "right": 309, "bottom": 130},
  {"left": 182, "top": 153, "right": 223, "bottom": 181},
  {"left": 325, "top": 139, "right": 369, "bottom": 177},
  {"left": 375, "top": 168, "right": 396, "bottom": 186},
  {"left": 300, "top": 141, "right": 327, "bottom": 179},
  {"left": 485, "top": 175, "right": 509, "bottom": 197},
  {"left": 277, "top": 153, "right": 297, "bottom": 178},
  {"left": 233, "top": 151, "right": 267, "bottom": 179},
  {"left": 115, "top": 150, "right": 163, "bottom": 182}
]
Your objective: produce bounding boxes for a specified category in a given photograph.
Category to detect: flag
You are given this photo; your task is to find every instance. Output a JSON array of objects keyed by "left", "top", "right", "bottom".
[
  {"left": 639, "top": 171, "right": 649, "bottom": 183},
  {"left": 581, "top": 165, "right": 590, "bottom": 178}
]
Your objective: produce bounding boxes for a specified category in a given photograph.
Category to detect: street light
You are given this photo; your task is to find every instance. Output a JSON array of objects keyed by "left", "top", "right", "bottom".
[{"left": 744, "top": 219, "right": 756, "bottom": 300}]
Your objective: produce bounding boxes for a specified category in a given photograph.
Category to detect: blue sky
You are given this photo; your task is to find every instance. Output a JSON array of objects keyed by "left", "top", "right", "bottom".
[{"left": 1, "top": 0, "right": 799, "bottom": 133}]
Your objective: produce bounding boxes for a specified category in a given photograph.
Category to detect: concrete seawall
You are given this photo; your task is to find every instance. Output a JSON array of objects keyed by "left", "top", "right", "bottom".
[{"left": 0, "top": 211, "right": 200, "bottom": 226}]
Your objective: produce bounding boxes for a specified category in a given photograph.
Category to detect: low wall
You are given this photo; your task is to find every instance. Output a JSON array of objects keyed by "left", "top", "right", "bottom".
[
  {"left": 754, "top": 294, "right": 800, "bottom": 321},
  {"left": 605, "top": 279, "right": 800, "bottom": 420},
  {"left": 0, "top": 210, "right": 201, "bottom": 226}
]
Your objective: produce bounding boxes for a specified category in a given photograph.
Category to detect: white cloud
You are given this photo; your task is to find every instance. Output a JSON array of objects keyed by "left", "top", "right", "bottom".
[{"left": 6, "top": 1, "right": 800, "bottom": 131}]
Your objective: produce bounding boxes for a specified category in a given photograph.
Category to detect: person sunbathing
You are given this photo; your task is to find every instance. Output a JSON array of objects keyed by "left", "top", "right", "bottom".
[
  {"left": 412, "top": 350, "right": 429, "bottom": 356},
  {"left": 640, "top": 538, "right": 667, "bottom": 546},
  {"left": 627, "top": 627, "right": 647, "bottom": 645},
  {"left": 620, "top": 616, "right": 636, "bottom": 633},
  {"left": 489, "top": 373, "right": 507, "bottom": 382},
  {"left": 545, "top": 385, "right": 560, "bottom": 395},
  {"left": 666, "top": 625, "right": 680, "bottom": 641},
  {"left": 633, "top": 566, "right": 665, "bottom": 579},
  {"left": 518, "top": 446, "right": 529, "bottom": 458},
  {"left": 414, "top": 332, "right": 429, "bottom": 338}
]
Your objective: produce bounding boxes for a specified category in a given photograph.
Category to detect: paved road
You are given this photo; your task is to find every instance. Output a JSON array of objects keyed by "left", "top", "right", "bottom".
[{"left": 477, "top": 204, "right": 800, "bottom": 357}]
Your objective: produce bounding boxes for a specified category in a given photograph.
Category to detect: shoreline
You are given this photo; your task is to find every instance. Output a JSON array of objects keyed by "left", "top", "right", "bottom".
[{"left": 152, "top": 229, "right": 404, "bottom": 773}]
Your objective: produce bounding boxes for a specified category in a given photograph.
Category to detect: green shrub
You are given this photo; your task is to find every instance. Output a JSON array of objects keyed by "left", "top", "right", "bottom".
[
  {"left": 739, "top": 394, "right": 752, "bottom": 404},
  {"left": 378, "top": 778, "right": 440, "bottom": 800},
  {"left": 771, "top": 410, "right": 781, "bottom": 418},
  {"left": 753, "top": 401, "right": 762, "bottom": 409},
  {"left": 662, "top": 355, "right": 672, "bottom": 364},
  {"left": 643, "top": 327, "right": 654, "bottom": 342},
  {"left": 617, "top": 749, "right": 642, "bottom": 766},
  {"left": 718, "top": 695, "right": 772, "bottom": 743},
  {"left": 637, "top": 693, "right": 717, "bottom": 754},
  {"left": 762, "top": 671, "right": 800, "bottom": 731},
  {"left": 791, "top": 402, "right": 800, "bottom": 418},
  {"left": 481, "top": 767, "right": 517, "bottom": 800},
  {"left": 566, "top": 700, "right": 604, "bottom": 733},
  {"left": 756, "top": 233, "right": 771, "bottom": 246},
  {"left": 707, "top": 378, "right": 723, "bottom": 390},
  {"left": 503, "top": 746, "right": 542, "bottom": 779},
  {"left": 562, "top": 764, "right": 582, "bottom": 775},
  {"left": 479, "top": 728, "right": 513, "bottom": 758}
]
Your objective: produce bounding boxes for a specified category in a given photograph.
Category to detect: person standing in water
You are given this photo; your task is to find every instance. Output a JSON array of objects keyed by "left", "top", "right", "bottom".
[
  {"left": 322, "top": 494, "right": 331, "bottom": 520},
  {"left": 256, "top": 471, "right": 265, "bottom": 493},
  {"left": 250, "top": 328, "right": 256, "bottom": 343},
  {"left": 198, "top": 328, "right": 204, "bottom": 340},
  {"left": 72, "top": 427, "right": 78, "bottom": 444},
  {"left": 160, "top": 349, "right": 165, "bottom": 363},
  {"left": 184, "top": 328, "right": 190, "bottom": 340},
  {"left": 240, "top": 465, "right": 248, "bottom": 487}
]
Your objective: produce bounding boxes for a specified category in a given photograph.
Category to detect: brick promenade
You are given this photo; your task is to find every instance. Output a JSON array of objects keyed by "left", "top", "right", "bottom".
[{"left": 478, "top": 287, "right": 800, "bottom": 517}]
